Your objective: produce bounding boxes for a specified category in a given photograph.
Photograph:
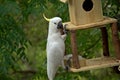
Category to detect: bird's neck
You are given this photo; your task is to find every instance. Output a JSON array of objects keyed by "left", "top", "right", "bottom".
[{"left": 48, "top": 29, "right": 61, "bottom": 36}]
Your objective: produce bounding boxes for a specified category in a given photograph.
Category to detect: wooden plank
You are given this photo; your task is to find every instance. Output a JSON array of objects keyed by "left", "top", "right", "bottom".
[
  {"left": 70, "top": 57, "right": 120, "bottom": 72},
  {"left": 68, "top": 0, "right": 78, "bottom": 25},
  {"left": 64, "top": 17, "right": 117, "bottom": 30}
]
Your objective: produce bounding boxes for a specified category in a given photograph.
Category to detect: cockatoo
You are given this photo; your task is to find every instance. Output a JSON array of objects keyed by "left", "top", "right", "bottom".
[{"left": 43, "top": 14, "right": 67, "bottom": 80}]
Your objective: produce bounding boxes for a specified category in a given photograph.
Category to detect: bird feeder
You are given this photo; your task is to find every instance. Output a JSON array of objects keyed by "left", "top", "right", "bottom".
[
  {"left": 60, "top": 0, "right": 120, "bottom": 72},
  {"left": 67, "top": 0, "right": 103, "bottom": 25}
]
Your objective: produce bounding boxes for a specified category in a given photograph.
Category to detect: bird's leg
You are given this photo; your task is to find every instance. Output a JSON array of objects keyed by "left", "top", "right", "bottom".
[
  {"left": 61, "top": 34, "right": 67, "bottom": 41},
  {"left": 61, "top": 60, "right": 66, "bottom": 69},
  {"left": 62, "top": 57, "right": 71, "bottom": 72},
  {"left": 63, "top": 24, "right": 69, "bottom": 34},
  {"left": 61, "top": 60, "right": 69, "bottom": 71}
]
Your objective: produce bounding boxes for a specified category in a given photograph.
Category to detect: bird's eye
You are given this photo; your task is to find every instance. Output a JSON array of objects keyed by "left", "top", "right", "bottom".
[{"left": 54, "top": 22, "right": 57, "bottom": 25}]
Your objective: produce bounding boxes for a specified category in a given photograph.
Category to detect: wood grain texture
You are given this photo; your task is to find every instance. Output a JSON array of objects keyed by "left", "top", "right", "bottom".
[
  {"left": 100, "top": 27, "right": 110, "bottom": 56},
  {"left": 68, "top": 0, "right": 103, "bottom": 25},
  {"left": 111, "top": 23, "right": 120, "bottom": 59},
  {"left": 70, "top": 57, "right": 120, "bottom": 72},
  {"left": 64, "top": 17, "right": 117, "bottom": 30},
  {"left": 70, "top": 31, "right": 80, "bottom": 68}
]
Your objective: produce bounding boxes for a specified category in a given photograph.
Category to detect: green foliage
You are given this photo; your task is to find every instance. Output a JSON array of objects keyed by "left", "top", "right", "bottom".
[
  {"left": 1, "top": 0, "right": 120, "bottom": 80},
  {"left": 0, "top": 0, "right": 27, "bottom": 75},
  {"left": 102, "top": 0, "right": 120, "bottom": 17},
  {"left": 0, "top": 0, "right": 47, "bottom": 77},
  {"left": 18, "top": 0, "right": 47, "bottom": 19}
]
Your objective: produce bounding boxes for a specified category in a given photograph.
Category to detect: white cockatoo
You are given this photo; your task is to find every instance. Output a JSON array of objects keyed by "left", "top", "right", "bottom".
[{"left": 43, "top": 14, "right": 67, "bottom": 80}]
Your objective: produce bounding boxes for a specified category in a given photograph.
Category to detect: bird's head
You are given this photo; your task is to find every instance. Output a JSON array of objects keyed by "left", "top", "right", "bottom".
[
  {"left": 50, "top": 17, "right": 63, "bottom": 30},
  {"left": 43, "top": 14, "right": 63, "bottom": 34}
]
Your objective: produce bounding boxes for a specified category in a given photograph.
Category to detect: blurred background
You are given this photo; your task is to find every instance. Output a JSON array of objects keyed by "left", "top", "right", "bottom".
[{"left": 0, "top": 0, "right": 120, "bottom": 80}]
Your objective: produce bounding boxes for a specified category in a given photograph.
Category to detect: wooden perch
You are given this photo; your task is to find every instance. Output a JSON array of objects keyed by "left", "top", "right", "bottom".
[
  {"left": 64, "top": 17, "right": 117, "bottom": 30},
  {"left": 70, "top": 31, "right": 80, "bottom": 68},
  {"left": 70, "top": 57, "right": 120, "bottom": 72},
  {"left": 100, "top": 27, "right": 110, "bottom": 56},
  {"left": 111, "top": 23, "right": 120, "bottom": 59}
]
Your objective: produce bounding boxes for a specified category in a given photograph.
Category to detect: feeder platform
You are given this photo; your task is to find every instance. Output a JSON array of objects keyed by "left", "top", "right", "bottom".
[
  {"left": 69, "top": 57, "right": 120, "bottom": 72},
  {"left": 64, "top": 17, "right": 117, "bottom": 30}
]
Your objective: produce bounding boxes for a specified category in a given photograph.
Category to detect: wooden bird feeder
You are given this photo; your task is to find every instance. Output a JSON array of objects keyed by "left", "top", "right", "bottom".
[
  {"left": 63, "top": 0, "right": 103, "bottom": 25},
  {"left": 60, "top": 0, "right": 120, "bottom": 72}
]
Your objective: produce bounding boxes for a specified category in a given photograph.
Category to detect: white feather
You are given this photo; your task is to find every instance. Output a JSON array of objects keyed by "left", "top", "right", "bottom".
[{"left": 46, "top": 17, "right": 66, "bottom": 80}]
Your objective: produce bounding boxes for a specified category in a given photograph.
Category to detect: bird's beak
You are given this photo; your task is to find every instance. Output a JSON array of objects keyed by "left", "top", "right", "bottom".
[
  {"left": 57, "top": 21, "right": 63, "bottom": 29},
  {"left": 43, "top": 14, "right": 50, "bottom": 22}
]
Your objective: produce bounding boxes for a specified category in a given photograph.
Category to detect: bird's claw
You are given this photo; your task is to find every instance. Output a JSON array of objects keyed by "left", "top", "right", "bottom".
[{"left": 63, "top": 24, "right": 69, "bottom": 34}]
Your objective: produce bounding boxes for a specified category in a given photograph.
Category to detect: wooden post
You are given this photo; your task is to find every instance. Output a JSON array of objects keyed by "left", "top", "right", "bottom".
[
  {"left": 111, "top": 23, "right": 120, "bottom": 59},
  {"left": 70, "top": 30, "right": 80, "bottom": 68},
  {"left": 100, "top": 27, "right": 110, "bottom": 56}
]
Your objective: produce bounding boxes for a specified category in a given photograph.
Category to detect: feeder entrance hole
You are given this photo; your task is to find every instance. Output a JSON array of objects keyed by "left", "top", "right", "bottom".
[{"left": 82, "top": 0, "right": 93, "bottom": 11}]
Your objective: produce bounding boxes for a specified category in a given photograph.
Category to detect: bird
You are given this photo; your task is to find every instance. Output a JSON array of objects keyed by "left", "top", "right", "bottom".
[{"left": 43, "top": 14, "right": 67, "bottom": 80}]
